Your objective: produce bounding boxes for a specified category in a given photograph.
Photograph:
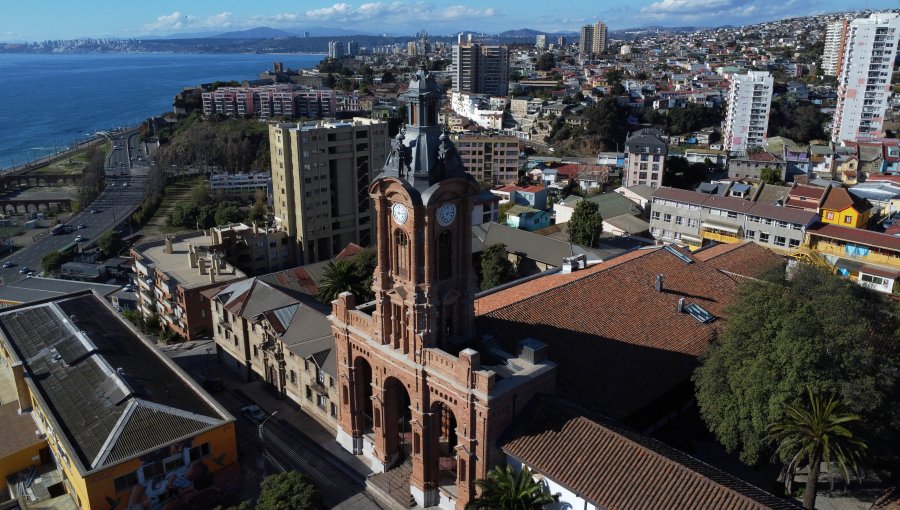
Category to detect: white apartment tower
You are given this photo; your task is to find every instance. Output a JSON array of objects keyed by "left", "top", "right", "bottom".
[
  {"left": 822, "top": 20, "right": 849, "bottom": 76},
  {"left": 724, "top": 71, "right": 774, "bottom": 155},
  {"left": 592, "top": 21, "right": 608, "bottom": 54},
  {"left": 831, "top": 12, "right": 900, "bottom": 144},
  {"left": 535, "top": 34, "right": 547, "bottom": 50}
]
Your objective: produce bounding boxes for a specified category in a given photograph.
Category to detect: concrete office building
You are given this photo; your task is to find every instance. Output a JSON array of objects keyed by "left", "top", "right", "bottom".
[
  {"left": 724, "top": 71, "right": 774, "bottom": 154},
  {"left": 592, "top": 21, "right": 608, "bottom": 54},
  {"left": 535, "top": 34, "right": 547, "bottom": 50},
  {"left": 453, "top": 134, "right": 521, "bottom": 185},
  {"left": 452, "top": 43, "right": 509, "bottom": 97},
  {"left": 579, "top": 24, "right": 594, "bottom": 55},
  {"left": 328, "top": 40, "right": 345, "bottom": 59},
  {"left": 269, "top": 118, "right": 389, "bottom": 264},
  {"left": 823, "top": 20, "right": 849, "bottom": 76},
  {"left": 831, "top": 12, "right": 900, "bottom": 144}
]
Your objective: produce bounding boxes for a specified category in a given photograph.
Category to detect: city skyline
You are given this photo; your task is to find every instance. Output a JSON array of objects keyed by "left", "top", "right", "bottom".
[{"left": 2, "top": 0, "right": 898, "bottom": 42}]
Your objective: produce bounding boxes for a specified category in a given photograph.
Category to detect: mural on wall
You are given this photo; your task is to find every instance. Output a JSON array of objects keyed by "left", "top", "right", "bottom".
[{"left": 105, "top": 437, "right": 224, "bottom": 510}]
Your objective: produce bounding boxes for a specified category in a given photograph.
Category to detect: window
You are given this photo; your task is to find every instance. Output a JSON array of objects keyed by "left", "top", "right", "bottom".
[
  {"left": 290, "top": 370, "right": 297, "bottom": 385},
  {"left": 253, "top": 346, "right": 259, "bottom": 359},
  {"left": 142, "top": 461, "right": 164, "bottom": 480},
  {"left": 331, "top": 403, "right": 338, "bottom": 418},
  {"left": 663, "top": 213, "right": 672, "bottom": 223},
  {"left": 188, "top": 443, "right": 211, "bottom": 462},
  {"left": 789, "top": 239, "right": 800, "bottom": 248},
  {"left": 844, "top": 215, "right": 853, "bottom": 224},
  {"left": 759, "top": 232, "right": 770, "bottom": 243},
  {"left": 651, "top": 211, "right": 661, "bottom": 220},
  {"left": 306, "top": 386, "right": 313, "bottom": 401},
  {"left": 316, "top": 367, "right": 325, "bottom": 385},
  {"left": 675, "top": 216, "right": 684, "bottom": 225},
  {"left": 438, "top": 230, "right": 453, "bottom": 280},
  {"left": 393, "top": 229, "right": 410, "bottom": 279},
  {"left": 774, "top": 236, "right": 786, "bottom": 247},
  {"left": 745, "top": 230, "right": 756, "bottom": 239},
  {"left": 317, "top": 395, "right": 328, "bottom": 409},
  {"left": 114, "top": 472, "right": 139, "bottom": 493},
  {"left": 861, "top": 273, "right": 886, "bottom": 285}
]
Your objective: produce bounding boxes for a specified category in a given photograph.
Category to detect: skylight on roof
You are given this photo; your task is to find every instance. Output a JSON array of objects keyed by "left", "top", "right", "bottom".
[
  {"left": 664, "top": 245, "right": 694, "bottom": 264},
  {"left": 684, "top": 303, "right": 715, "bottom": 324}
]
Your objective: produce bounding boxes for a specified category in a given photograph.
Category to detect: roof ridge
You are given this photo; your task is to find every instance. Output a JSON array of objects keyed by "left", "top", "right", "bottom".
[{"left": 90, "top": 400, "right": 138, "bottom": 469}]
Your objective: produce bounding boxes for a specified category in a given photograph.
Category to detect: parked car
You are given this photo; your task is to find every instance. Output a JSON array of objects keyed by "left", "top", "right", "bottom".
[
  {"left": 90, "top": 209, "right": 98, "bottom": 214},
  {"left": 77, "top": 224, "right": 86, "bottom": 229},
  {"left": 74, "top": 235, "right": 85, "bottom": 242},
  {"left": 2, "top": 261, "right": 14, "bottom": 268},
  {"left": 19, "top": 266, "right": 31, "bottom": 274},
  {"left": 241, "top": 404, "right": 266, "bottom": 423}
]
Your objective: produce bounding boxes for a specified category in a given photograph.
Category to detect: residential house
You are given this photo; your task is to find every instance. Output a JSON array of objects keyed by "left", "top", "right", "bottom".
[
  {"left": 615, "top": 184, "right": 654, "bottom": 210},
  {"left": 820, "top": 187, "right": 873, "bottom": 228},
  {"left": 554, "top": 192, "right": 643, "bottom": 225},
  {"left": 784, "top": 184, "right": 829, "bottom": 211},
  {"left": 491, "top": 185, "right": 548, "bottom": 210},
  {"left": 505, "top": 205, "right": 551, "bottom": 231},
  {"left": 728, "top": 152, "right": 787, "bottom": 181},
  {"left": 211, "top": 223, "right": 295, "bottom": 276},
  {"left": 806, "top": 224, "right": 900, "bottom": 294}
]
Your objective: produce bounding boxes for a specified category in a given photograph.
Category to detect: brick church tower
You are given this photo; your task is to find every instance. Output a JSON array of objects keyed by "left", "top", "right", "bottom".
[{"left": 330, "top": 67, "right": 555, "bottom": 509}]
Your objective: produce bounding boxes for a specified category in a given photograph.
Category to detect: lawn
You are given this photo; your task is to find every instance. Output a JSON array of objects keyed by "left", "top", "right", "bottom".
[
  {"left": 139, "top": 181, "right": 194, "bottom": 235},
  {"left": 29, "top": 142, "right": 110, "bottom": 175}
]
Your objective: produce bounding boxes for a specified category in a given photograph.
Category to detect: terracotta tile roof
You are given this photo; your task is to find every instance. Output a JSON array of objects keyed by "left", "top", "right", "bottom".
[
  {"left": 822, "top": 187, "right": 873, "bottom": 213},
  {"left": 809, "top": 223, "right": 900, "bottom": 251},
  {"left": 475, "top": 242, "right": 783, "bottom": 422},
  {"left": 501, "top": 396, "right": 801, "bottom": 510}
]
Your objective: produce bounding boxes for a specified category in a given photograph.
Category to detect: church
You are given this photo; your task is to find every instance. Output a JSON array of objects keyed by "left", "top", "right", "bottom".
[{"left": 329, "top": 67, "right": 556, "bottom": 509}]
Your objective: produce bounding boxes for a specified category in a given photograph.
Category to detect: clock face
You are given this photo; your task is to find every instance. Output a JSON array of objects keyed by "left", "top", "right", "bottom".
[
  {"left": 391, "top": 202, "right": 408, "bottom": 225},
  {"left": 437, "top": 203, "right": 456, "bottom": 226}
]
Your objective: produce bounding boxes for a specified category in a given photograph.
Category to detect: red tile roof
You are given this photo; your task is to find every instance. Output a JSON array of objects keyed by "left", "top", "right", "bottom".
[
  {"left": 822, "top": 187, "right": 872, "bottom": 213},
  {"left": 502, "top": 396, "right": 801, "bottom": 510},
  {"left": 808, "top": 223, "right": 900, "bottom": 252},
  {"left": 475, "top": 242, "right": 783, "bottom": 422}
]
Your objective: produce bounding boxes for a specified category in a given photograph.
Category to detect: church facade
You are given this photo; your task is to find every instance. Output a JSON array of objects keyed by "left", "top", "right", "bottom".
[{"left": 329, "top": 68, "right": 556, "bottom": 509}]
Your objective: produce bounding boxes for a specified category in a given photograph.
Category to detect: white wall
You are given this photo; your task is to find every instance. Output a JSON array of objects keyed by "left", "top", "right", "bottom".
[{"left": 506, "top": 456, "right": 599, "bottom": 510}]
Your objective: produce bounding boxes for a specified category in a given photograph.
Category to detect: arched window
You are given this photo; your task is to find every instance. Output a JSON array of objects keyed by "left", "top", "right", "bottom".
[
  {"left": 393, "top": 229, "right": 409, "bottom": 279},
  {"left": 438, "top": 230, "right": 452, "bottom": 280}
]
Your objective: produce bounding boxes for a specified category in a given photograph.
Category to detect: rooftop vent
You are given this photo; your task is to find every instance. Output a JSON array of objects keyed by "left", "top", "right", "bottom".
[
  {"left": 561, "top": 254, "right": 587, "bottom": 274},
  {"left": 655, "top": 274, "right": 664, "bottom": 292}
]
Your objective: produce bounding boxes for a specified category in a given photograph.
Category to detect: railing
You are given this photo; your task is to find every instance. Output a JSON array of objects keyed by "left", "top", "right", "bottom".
[
  {"left": 811, "top": 241, "right": 900, "bottom": 269},
  {"left": 701, "top": 229, "right": 740, "bottom": 244}
]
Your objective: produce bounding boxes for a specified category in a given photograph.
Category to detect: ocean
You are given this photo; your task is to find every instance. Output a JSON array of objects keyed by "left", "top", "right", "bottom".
[{"left": 0, "top": 53, "right": 324, "bottom": 169}]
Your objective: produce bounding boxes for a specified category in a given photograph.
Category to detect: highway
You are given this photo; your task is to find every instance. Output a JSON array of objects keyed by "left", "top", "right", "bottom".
[{"left": 0, "top": 130, "right": 148, "bottom": 285}]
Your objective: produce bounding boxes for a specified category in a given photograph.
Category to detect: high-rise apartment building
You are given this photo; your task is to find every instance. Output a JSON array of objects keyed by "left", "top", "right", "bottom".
[
  {"left": 347, "top": 40, "right": 359, "bottom": 57},
  {"left": 557, "top": 35, "right": 567, "bottom": 47},
  {"left": 831, "top": 12, "right": 900, "bottom": 144},
  {"left": 452, "top": 43, "right": 509, "bottom": 96},
  {"left": 269, "top": 118, "right": 389, "bottom": 264},
  {"left": 822, "top": 20, "right": 849, "bottom": 76},
  {"left": 623, "top": 128, "right": 668, "bottom": 189},
  {"left": 724, "top": 71, "right": 774, "bottom": 154},
  {"left": 579, "top": 21, "right": 608, "bottom": 55},
  {"left": 535, "top": 34, "right": 547, "bottom": 50},
  {"left": 592, "top": 21, "right": 608, "bottom": 54},
  {"left": 328, "top": 40, "right": 345, "bottom": 59},
  {"left": 579, "top": 24, "right": 594, "bottom": 55}
]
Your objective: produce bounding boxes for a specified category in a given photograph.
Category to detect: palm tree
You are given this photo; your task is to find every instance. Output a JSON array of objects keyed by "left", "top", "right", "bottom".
[
  {"left": 466, "top": 465, "right": 558, "bottom": 510},
  {"left": 767, "top": 389, "right": 867, "bottom": 510},
  {"left": 316, "top": 259, "right": 366, "bottom": 304}
]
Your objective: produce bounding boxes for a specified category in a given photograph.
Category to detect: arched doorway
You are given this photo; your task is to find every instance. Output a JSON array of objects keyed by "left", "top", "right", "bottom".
[
  {"left": 383, "top": 377, "right": 412, "bottom": 466},
  {"left": 352, "top": 357, "right": 374, "bottom": 435},
  {"left": 431, "top": 401, "right": 458, "bottom": 492}
]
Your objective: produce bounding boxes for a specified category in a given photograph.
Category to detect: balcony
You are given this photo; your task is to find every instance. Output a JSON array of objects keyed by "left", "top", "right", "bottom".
[{"left": 701, "top": 221, "right": 741, "bottom": 244}]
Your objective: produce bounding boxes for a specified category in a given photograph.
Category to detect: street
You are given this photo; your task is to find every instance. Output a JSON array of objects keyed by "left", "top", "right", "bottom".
[
  {"left": 0, "top": 130, "right": 148, "bottom": 283},
  {"left": 164, "top": 341, "right": 382, "bottom": 510}
]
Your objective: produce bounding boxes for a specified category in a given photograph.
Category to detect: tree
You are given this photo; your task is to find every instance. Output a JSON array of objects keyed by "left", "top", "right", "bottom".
[
  {"left": 214, "top": 201, "right": 244, "bottom": 226},
  {"left": 466, "top": 465, "right": 558, "bottom": 510},
  {"left": 768, "top": 390, "right": 867, "bottom": 510},
  {"left": 759, "top": 167, "right": 783, "bottom": 185},
  {"left": 499, "top": 202, "right": 515, "bottom": 223},
  {"left": 693, "top": 264, "right": 900, "bottom": 468},
  {"left": 317, "top": 259, "right": 368, "bottom": 304},
  {"left": 256, "top": 471, "right": 324, "bottom": 510},
  {"left": 567, "top": 200, "right": 603, "bottom": 247},
  {"left": 248, "top": 200, "right": 267, "bottom": 224},
  {"left": 583, "top": 98, "right": 629, "bottom": 151},
  {"left": 535, "top": 53, "right": 556, "bottom": 71},
  {"left": 351, "top": 248, "right": 377, "bottom": 302},
  {"left": 97, "top": 230, "right": 124, "bottom": 257},
  {"left": 480, "top": 243, "right": 517, "bottom": 291},
  {"left": 41, "top": 251, "right": 65, "bottom": 274}
]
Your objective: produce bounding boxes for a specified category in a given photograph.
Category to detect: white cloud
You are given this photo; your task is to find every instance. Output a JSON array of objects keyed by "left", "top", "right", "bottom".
[
  {"left": 145, "top": 2, "right": 498, "bottom": 33},
  {"left": 638, "top": 0, "right": 800, "bottom": 24}
]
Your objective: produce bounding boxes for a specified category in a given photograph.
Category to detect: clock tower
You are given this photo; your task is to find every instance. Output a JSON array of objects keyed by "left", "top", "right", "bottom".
[{"left": 330, "top": 67, "right": 554, "bottom": 510}]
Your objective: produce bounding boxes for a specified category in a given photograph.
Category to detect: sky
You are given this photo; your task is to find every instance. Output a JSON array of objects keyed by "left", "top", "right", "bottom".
[{"left": 1, "top": 0, "right": 896, "bottom": 41}]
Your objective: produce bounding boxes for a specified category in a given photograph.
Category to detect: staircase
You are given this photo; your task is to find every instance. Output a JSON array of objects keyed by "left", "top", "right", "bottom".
[{"left": 367, "top": 460, "right": 416, "bottom": 509}]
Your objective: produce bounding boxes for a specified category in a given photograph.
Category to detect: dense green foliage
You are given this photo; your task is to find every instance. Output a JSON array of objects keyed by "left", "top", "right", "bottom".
[
  {"left": 316, "top": 249, "right": 377, "bottom": 304},
  {"left": 768, "top": 390, "right": 867, "bottom": 509},
  {"left": 567, "top": 200, "right": 604, "bottom": 247},
  {"left": 759, "top": 167, "right": 783, "bottom": 185},
  {"left": 255, "top": 471, "right": 324, "bottom": 510},
  {"left": 583, "top": 98, "right": 629, "bottom": 151},
  {"left": 769, "top": 96, "right": 828, "bottom": 144},
  {"left": 480, "top": 243, "right": 517, "bottom": 291},
  {"left": 77, "top": 146, "right": 106, "bottom": 211},
  {"left": 97, "top": 230, "right": 124, "bottom": 257},
  {"left": 694, "top": 264, "right": 900, "bottom": 469},
  {"left": 466, "top": 465, "right": 558, "bottom": 510},
  {"left": 167, "top": 180, "right": 250, "bottom": 229},
  {"left": 535, "top": 53, "right": 556, "bottom": 71},
  {"left": 41, "top": 251, "right": 66, "bottom": 273},
  {"left": 156, "top": 115, "right": 270, "bottom": 172},
  {"left": 667, "top": 103, "right": 722, "bottom": 135}
]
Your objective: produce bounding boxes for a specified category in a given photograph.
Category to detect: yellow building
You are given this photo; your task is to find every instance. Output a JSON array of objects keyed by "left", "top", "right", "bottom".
[
  {"left": 0, "top": 291, "right": 238, "bottom": 510},
  {"left": 806, "top": 223, "right": 900, "bottom": 295},
  {"left": 820, "top": 186, "right": 872, "bottom": 228}
]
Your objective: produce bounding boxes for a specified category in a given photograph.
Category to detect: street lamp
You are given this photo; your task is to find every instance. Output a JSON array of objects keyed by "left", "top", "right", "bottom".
[{"left": 257, "top": 411, "right": 278, "bottom": 479}]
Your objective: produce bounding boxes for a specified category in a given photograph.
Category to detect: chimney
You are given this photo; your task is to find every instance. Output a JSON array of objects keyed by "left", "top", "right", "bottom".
[
  {"left": 677, "top": 297, "right": 685, "bottom": 313},
  {"left": 209, "top": 263, "right": 216, "bottom": 283},
  {"left": 198, "top": 258, "right": 208, "bottom": 275},
  {"left": 187, "top": 243, "right": 198, "bottom": 268},
  {"left": 164, "top": 237, "right": 173, "bottom": 254},
  {"left": 655, "top": 274, "right": 664, "bottom": 292}
]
